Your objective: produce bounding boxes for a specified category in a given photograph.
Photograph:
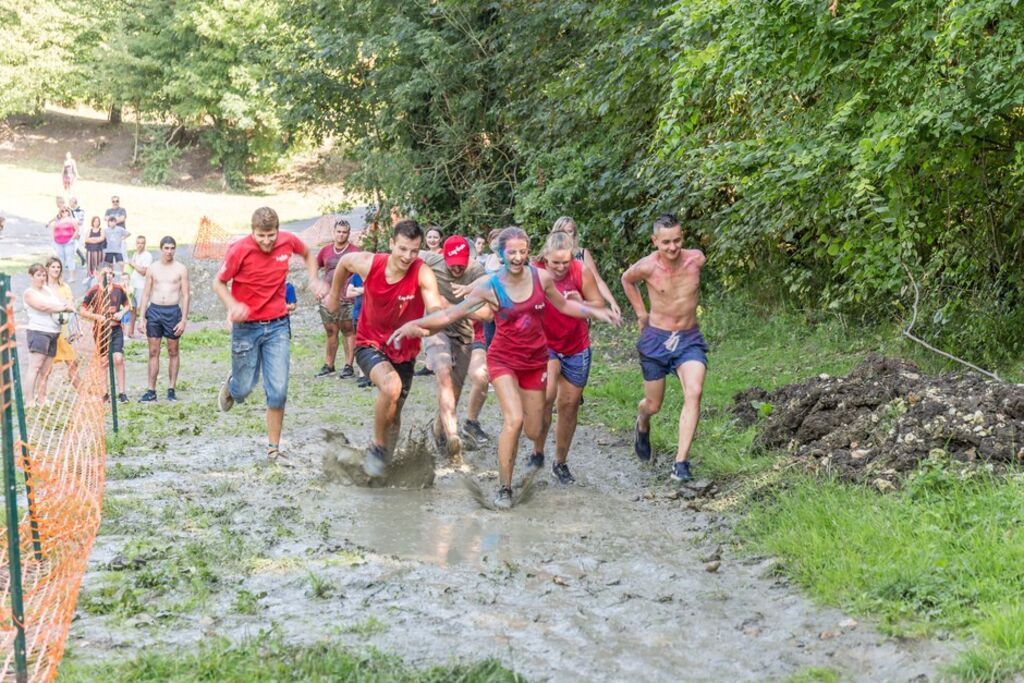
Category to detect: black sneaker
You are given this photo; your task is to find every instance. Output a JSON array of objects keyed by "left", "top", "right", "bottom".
[
  {"left": 117, "top": 393, "right": 129, "bottom": 404},
  {"left": 357, "top": 376, "right": 372, "bottom": 389},
  {"left": 493, "top": 486, "right": 513, "bottom": 510},
  {"left": 462, "top": 419, "right": 490, "bottom": 444},
  {"left": 527, "top": 452, "right": 544, "bottom": 471},
  {"left": 363, "top": 444, "right": 387, "bottom": 478},
  {"left": 413, "top": 366, "right": 434, "bottom": 377},
  {"left": 315, "top": 364, "right": 336, "bottom": 378},
  {"left": 340, "top": 364, "right": 354, "bottom": 379},
  {"left": 670, "top": 461, "right": 693, "bottom": 483},
  {"left": 139, "top": 389, "right": 158, "bottom": 403},
  {"left": 634, "top": 418, "right": 652, "bottom": 462},
  {"left": 552, "top": 461, "right": 575, "bottom": 485},
  {"left": 166, "top": 388, "right": 177, "bottom": 402}
]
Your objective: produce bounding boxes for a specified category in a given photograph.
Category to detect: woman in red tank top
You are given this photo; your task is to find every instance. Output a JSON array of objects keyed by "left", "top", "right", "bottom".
[{"left": 389, "top": 227, "right": 620, "bottom": 509}]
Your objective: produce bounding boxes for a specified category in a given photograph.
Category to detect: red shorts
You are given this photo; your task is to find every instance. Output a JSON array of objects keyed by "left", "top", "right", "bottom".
[{"left": 488, "top": 363, "right": 547, "bottom": 391}]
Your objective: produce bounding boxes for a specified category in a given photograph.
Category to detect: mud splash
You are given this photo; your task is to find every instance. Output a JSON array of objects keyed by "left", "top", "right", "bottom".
[{"left": 321, "top": 427, "right": 435, "bottom": 488}]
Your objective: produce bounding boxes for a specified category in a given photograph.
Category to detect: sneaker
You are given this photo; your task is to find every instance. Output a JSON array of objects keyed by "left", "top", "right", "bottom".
[
  {"left": 413, "top": 366, "right": 434, "bottom": 377},
  {"left": 357, "top": 376, "right": 372, "bottom": 389},
  {"left": 340, "top": 364, "right": 354, "bottom": 379},
  {"left": 315, "top": 364, "right": 336, "bottom": 378},
  {"left": 493, "top": 486, "right": 513, "bottom": 510},
  {"left": 117, "top": 393, "right": 129, "bottom": 404},
  {"left": 552, "top": 461, "right": 576, "bottom": 485},
  {"left": 670, "top": 460, "right": 693, "bottom": 483},
  {"left": 139, "top": 389, "right": 158, "bottom": 403},
  {"left": 218, "top": 377, "right": 234, "bottom": 412},
  {"left": 166, "top": 388, "right": 177, "bottom": 402},
  {"left": 363, "top": 444, "right": 387, "bottom": 478},
  {"left": 634, "top": 418, "right": 652, "bottom": 462},
  {"left": 527, "top": 452, "right": 544, "bottom": 471},
  {"left": 462, "top": 419, "right": 490, "bottom": 444}
]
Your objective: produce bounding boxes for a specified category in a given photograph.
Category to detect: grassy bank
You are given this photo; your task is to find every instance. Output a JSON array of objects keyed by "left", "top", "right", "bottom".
[{"left": 583, "top": 295, "right": 1024, "bottom": 681}]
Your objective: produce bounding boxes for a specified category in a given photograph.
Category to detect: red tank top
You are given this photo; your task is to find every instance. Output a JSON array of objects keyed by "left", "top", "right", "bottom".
[
  {"left": 487, "top": 267, "right": 549, "bottom": 370},
  {"left": 536, "top": 259, "right": 589, "bottom": 356},
  {"left": 356, "top": 253, "right": 425, "bottom": 363}
]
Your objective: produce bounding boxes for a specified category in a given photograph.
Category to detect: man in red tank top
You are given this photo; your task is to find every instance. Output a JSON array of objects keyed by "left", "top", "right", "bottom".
[{"left": 323, "top": 220, "right": 447, "bottom": 477}]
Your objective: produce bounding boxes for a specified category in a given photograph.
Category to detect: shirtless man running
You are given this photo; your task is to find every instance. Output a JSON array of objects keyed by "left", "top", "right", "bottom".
[
  {"left": 621, "top": 213, "right": 708, "bottom": 483},
  {"left": 138, "top": 236, "right": 190, "bottom": 402},
  {"left": 324, "top": 220, "right": 446, "bottom": 477}
]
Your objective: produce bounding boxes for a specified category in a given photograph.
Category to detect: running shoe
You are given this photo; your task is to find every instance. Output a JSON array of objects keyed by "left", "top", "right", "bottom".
[
  {"left": 218, "top": 376, "right": 234, "bottom": 412},
  {"left": 117, "top": 393, "right": 129, "bottom": 404},
  {"left": 493, "top": 486, "right": 513, "bottom": 510},
  {"left": 462, "top": 419, "right": 490, "bottom": 444},
  {"left": 166, "top": 388, "right": 177, "bottom": 402},
  {"left": 413, "top": 366, "right": 434, "bottom": 377},
  {"left": 363, "top": 444, "right": 387, "bottom": 478},
  {"left": 340, "top": 364, "right": 355, "bottom": 379},
  {"left": 634, "top": 418, "right": 652, "bottom": 462},
  {"left": 139, "top": 389, "right": 158, "bottom": 403},
  {"left": 315, "top": 364, "right": 336, "bottom": 378},
  {"left": 357, "top": 375, "right": 372, "bottom": 388},
  {"left": 670, "top": 460, "right": 693, "bottom": 483},
  {"left": 527, "top": 452, "right": 544, "bottom": 471},
  {"left": 552, "top": 461, "right": 576, "bottom": 485}
]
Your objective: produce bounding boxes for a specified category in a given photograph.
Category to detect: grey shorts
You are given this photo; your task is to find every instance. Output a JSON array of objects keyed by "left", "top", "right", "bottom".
[
  {"left": 27, "top": 330, "right": 58, "bottom": 357},
  {"left": 423, "top": 332, "right": 472, "bottom": 389},
  {"left": 318, "top": 301, "right": 354, "bottom": 327}
]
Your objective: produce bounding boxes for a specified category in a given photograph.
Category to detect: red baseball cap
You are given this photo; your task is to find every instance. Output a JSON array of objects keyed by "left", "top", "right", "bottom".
[{"left": 443, "top": 236, "right": 470, "bottom": 267}]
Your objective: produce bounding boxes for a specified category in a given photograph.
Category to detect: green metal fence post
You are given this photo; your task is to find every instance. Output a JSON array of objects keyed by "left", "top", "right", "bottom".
[
  {"left": 0, "top": 275, "right": 29, "bottom": 682},
  {"left": 9, "top": 327, "right": 42, "bottom": 561},
  {"left": 104, "top": 272, "right": 119, "bottom": 433}
]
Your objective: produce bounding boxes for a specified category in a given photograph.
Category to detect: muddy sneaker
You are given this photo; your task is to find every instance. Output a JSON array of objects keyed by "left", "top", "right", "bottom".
[
  {"left": 670, "top": 460, "right": 693, "bottom": 483},
  {"left": 118, "top": 393, "right": 129, "bottom": 404},
  {"left": 139, "top": 389, "right": 158, "bottom": 403},
  {"left": 268, "top": 446, "right": 295, "bottom": 468},
  {"left": 462, "top": 419, "right": 490, "bottom": 444},
  {"left": 315, "top": 364, "right": 335, "bottom": 378},
  {"left": 340, "top": 364, "right": 355, "bottom": 379},
  {"left": 493, "top": 486, "right": 513, "bottom": 510},
  {"left": 447, "top": 434, "right": 464, "bottom": 466},
  {"left": 634, "top": 418, "right": 652, "bottom": 462},
  {"left": 357, "top": 375, "right": 372, "bottom": 389},
  {"left": 414, "top": 366, "right": 434, "bottom": 377},
  {"left": 527, "top": 452, "right": 544, "bottom": 471},
  {"left": 552, "top": 461, "right": 576, "bottom": 485},
  {"left": 218, "top": 377, "right": 234, "bottom": 412},
  {"left": 363, "top": 444, "right": 387, "bottom": 478},
  {"left": 166, "top": 388, "right": 177, "bottom": 402}
]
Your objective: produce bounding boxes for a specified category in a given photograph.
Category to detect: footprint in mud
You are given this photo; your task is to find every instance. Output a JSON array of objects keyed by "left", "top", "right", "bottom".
[
  {"left": 320, "top": 428, "right": 435, "bottom": 488},
  {"left": 461, "top": 467, "right": 542, "bottom": 511}
]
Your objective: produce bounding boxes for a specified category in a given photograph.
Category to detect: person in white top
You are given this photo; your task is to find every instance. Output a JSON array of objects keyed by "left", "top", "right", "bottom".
[
  {"left": 127, "top": 235, "right": 153, "bottom": 338},
  {"left": 23, "top": 263, "right": 75, "bottom": 407}
]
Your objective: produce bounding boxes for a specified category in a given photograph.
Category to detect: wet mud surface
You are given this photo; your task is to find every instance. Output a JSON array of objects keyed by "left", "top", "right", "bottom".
[
  {"left": 733, "top": 355, "right": 1024, "bottom": 488},
  {"left": 67, "top": 323, "right": 955, "bottom": 681}
]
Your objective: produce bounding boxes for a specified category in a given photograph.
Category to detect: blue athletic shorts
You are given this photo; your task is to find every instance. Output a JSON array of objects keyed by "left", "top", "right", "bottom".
[
  {"left": 548, "top": 347, "right": 592, "bottom": 388},
  {"left": 145, "top": 304, "right": 182, "bottom": 340},
  {"left": 637, "top": 325, "right": 707, "bottom": 381}
]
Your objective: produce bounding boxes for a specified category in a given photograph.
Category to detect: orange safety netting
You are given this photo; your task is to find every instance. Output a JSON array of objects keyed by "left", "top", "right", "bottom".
[
  {"left": 191, "top": 216, "right": 239, "bottom": 260},
  {"left": 0, "top": 287, "right": 113, "bottom": 682}
]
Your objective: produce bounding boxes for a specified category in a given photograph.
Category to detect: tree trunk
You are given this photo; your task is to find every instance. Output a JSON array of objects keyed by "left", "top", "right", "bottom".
[{"left": 108, "top": 104, "right": 122, "bottom": 125}]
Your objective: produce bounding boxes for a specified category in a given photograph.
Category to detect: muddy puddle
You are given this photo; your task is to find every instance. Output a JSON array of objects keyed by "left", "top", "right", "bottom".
[{"left": 66, "top": 317, "right": 955, "bottom": 681}]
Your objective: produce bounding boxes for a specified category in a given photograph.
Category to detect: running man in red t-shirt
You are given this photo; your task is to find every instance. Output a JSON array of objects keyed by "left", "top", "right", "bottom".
[
  {"left": 213, "top": 207, "right": 328, "bottom": 465},
  {"left": 390, "top": 226, "right": 620, "bottom": 509},
  {"left": 323, "top": 220, "right": 446, "bottom": 477},
  {"left": 315, "top": 219, "right": 361, "bottom": 378}
]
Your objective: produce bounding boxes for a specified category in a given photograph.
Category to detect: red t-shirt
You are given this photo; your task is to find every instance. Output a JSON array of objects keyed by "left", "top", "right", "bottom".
[
  {"left": 356, "top": 253, "right": 425, "bottom": 364},
  {"left": 535, "top": 260, "right": 589, "bottom": 356},
  {"left": 317, "top": 243, "right": 360, "bottom": 302},
  {"left": 218, "top": 232, "right": 306, "bottom": 321}
]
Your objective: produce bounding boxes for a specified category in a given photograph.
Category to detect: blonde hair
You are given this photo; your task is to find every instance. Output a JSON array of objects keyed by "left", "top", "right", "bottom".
[
  {"left": 551, "top": 216, "right": 579, "bottom": 250},
  {"left": 542, "top": 231, "right": 575, "bottom": 261}
]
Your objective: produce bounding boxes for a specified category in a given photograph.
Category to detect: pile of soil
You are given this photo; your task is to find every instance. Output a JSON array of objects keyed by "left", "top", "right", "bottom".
[{"left": 732, "top": 355, "right": 1024, "bottom": 488}]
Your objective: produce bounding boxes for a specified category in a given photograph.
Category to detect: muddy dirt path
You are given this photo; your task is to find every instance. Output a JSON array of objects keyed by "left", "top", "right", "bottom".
[{"left": 66, "top": 312, "right": 953, "bottom": 682}]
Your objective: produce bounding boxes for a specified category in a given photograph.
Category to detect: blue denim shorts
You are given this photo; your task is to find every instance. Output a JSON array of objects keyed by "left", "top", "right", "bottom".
[
  {"left": 229, "top": 316, "right": 291, "bottom": 409},
  {"left": 548, "top": 347, "right": 592, "bottom": 388},
  {"left": 637, "top": 325, "right": 708, "bottom": 381}
]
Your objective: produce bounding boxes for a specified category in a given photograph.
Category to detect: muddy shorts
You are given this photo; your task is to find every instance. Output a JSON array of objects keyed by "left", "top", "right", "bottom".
[
  {"left": 318, "top": 301, "right": 353, "bottom": 326},
  {"left": 637, "top": 325, "right": 707, "bottom": 381},
  {"left": 488, "top": 361, "right": 547, "bottom": 392},
  {"left": 355, "top": 346, "right": 414, "bottom": 401},
  {"left": 424, "top": 332, "right": 472, "bottom": 388},
  {"left": 548, "top": 347, "right": 592, "bottom": 388},
  {"left": 145, "top": 304, "right": 182, "bottom": 340},
  {"left": 27, "top": 330, "right": 58, "bottom": 357}
]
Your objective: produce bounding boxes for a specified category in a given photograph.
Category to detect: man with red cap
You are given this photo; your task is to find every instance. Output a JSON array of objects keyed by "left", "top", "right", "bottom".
[{"left": 419, "top": 235, "right": 485, "bottom": 464}]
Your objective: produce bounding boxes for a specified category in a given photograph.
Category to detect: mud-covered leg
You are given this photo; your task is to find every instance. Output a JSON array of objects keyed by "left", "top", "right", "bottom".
[{"left": 531, "top": 358, "right": 560, "bottom": 459}]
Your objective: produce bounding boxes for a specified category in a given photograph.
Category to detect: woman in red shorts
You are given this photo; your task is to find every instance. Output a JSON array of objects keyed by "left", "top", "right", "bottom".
[{"left": 390, "top": 226, "right": 620, "bottom": 509}]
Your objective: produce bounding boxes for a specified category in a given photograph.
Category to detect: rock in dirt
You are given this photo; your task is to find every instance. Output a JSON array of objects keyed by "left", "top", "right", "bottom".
[
  {"left": 704, "top": 560, "right": 721, "bottom": 573},
  {"left": 732, "top": 355, "right": 1024, "bottom": 487},
  {"left": 321, "top": 428, "right": 435, "bottom": 488}
]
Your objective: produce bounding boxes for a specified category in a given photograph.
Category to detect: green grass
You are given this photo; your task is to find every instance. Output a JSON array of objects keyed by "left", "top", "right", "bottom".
[{"left": 59, "top": 634, "right": 522, "bottom": 682}]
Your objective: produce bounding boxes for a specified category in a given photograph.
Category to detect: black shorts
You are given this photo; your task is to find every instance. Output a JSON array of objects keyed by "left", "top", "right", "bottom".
[
  {"left": 355, "top": 346, "right": 414, "bottom": 401},
  {"left": 94, "top": 326, "right": 124, "bottom": 355},
  {"left": 146, "top": 304, "right": 183, "bottom": 339},
  {"left": 104, "top": 252, "right": 124, "bottom": 263},
  {"left": 27, "top": 330, "right": 58, "bottom": 357}
]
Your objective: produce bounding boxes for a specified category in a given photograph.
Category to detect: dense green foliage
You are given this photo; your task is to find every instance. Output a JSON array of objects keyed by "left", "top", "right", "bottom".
[{"left": 4, "top": 0, "right": 1024, "bottom": 355}]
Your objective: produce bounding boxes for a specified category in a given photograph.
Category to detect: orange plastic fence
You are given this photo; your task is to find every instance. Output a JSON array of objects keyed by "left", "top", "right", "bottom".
[
  {"left": 191, "top": 216, "right": 237, "bottom": 260},
  {"left": 0, "top": 287, "right": 112, "bottom": 681}
]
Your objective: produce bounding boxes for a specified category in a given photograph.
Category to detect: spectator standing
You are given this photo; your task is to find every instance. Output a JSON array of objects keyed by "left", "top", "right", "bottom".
[
  {"left": 81, "top": 264, "right": 131, "bottom": 403},
  {"left": 46, "top": 258, "right": 80, "bottom": 387},
  {"left": 24, "top": 263, "right": 75, "bottom": 407},
  {"left": 103, "top": 216, "right": 129, "bottom": 275},
  {"left": 61, "top": 152, "right": 79, "bottom": 191},
  {"left": 138, "top": 236, "right": 190, "bottom": 402},
  {"left": 68, "top": 197, "right": 87, "bottom": 267},
  {"left": 50, "top": 207, "right": 79, "bottom": 283},
  {"left": 127, "top": 236, "right": 153, "bottom": 338},
  {"left": 83, "top": 216, "right": 106, "bottom": 282}
]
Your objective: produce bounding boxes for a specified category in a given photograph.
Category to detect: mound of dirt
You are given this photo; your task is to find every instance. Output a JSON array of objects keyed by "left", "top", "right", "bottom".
[{"left": 732, "top": 355, "right": 1024, "bottom": 488}]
